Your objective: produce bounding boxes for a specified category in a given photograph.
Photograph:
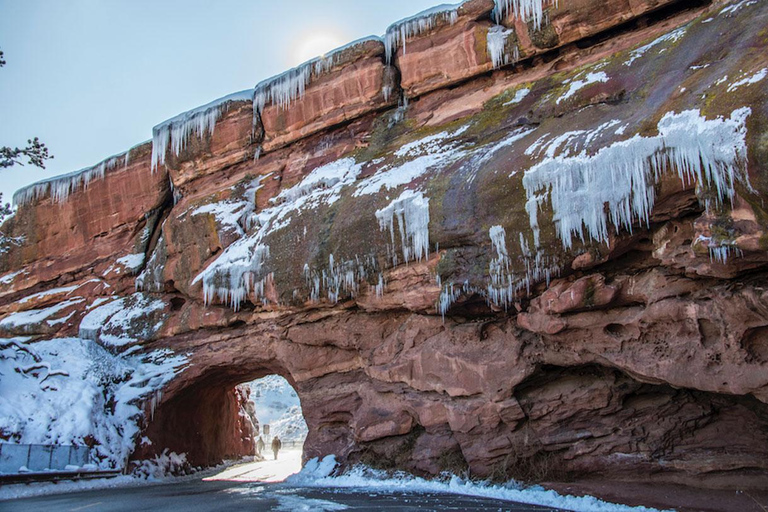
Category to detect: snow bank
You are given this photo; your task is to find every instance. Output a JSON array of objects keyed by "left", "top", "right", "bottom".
[
  {"left": 0, "top": 337, "right": 186, "bottom": 468},
  {"left": 289, "top": 455, "right": 670, "bottom": 512}
]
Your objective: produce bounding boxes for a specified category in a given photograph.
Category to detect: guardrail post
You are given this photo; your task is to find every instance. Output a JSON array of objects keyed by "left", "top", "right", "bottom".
[{"left": 26, "top": 444, "right": 31, "bottom": 470}]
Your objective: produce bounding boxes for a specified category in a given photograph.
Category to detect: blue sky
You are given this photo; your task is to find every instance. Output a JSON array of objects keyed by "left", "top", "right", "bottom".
[{"left": 0, "top": 0, "right": 442, "bottom": 203}]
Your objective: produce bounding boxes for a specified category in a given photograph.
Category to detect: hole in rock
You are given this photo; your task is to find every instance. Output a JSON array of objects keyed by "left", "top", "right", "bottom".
[{"left": 137, "top": 371, "right": 308, "bottom": 483}]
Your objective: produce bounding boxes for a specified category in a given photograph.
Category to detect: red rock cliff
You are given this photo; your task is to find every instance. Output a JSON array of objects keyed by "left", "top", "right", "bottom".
[{"left": 2, "top": 0, "right": 768, "bottom": 500}]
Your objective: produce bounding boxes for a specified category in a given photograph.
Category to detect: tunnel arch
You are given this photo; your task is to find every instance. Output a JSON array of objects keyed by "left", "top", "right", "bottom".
[{"left": 132, "top": 363, "right": 311, "bottom": 468}]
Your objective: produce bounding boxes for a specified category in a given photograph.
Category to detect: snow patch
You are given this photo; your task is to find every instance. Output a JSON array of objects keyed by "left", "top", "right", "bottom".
[
  {"left": 556, "top": 72, "right": 609, "bottom": 104},
  {"left": 503, "top": 87, "right": 530, "bottom": 106},
  {"left": 0, "top": 299, "right": 84, "bottom": 332},
  {"left": 624, "top": 27, "right": 687, "bottom": 67},
  {"left": 727, "top": 67, "right": 767, "bottom": 92}
]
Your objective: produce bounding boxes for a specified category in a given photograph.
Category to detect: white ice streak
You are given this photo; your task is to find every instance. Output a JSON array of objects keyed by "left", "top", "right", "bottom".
[
  {"left": 720, "top": 0, "right": 757, "bottom": 16},
  {"left": 492, "top": 0, "right": 559, "bottom": 31},
  {"left": 485, "top": 226, "right": 559, "bottom": 308},
  {"left": 193, "top": 158, "right": 363, "bottom": 310},
  {"left": 624, "top": 27, "right": 687, "bottom": 66},
  {"left": 290, "top": 455, "right": 669, "bottom": 512},
  {"left": 487, "top": 25, "right": 519, "bottom": 69},
  {"left": 14, "top": 151, "right": 130, "bottom": 206},
  {"left": 727, "top": 68, "right": 767, "bottom": 92},
  {"left": 116, "top": 253, "right": 146, "bottom": 273},
  {"left": 503, "top": 87, "right": 530, "bottom": 106},
  {"left": 191, "top": 200, "right": 254, "bottom": 237},
  {"left": 151, "top": 89, "right": 252, "bottom": 171},
  {"left": 384, "top": 4, "right": 461, "bottom": 63},
  {"left": 355, "top": 127, "right": 468, "bottom": 196},
  {"left": 376, "top": 190, "right": 430, "bottom": 267},
  {"left": 522, "top": 108, "right": 752, "bottom": 249},
  {"left": 556, "top": 72, "right": 609, "bottom": 104}
]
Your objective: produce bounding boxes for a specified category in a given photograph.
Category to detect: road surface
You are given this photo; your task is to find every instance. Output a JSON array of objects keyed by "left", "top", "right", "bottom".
[{"left": 0, "top": 450, "right": 564, "bottom": 511}]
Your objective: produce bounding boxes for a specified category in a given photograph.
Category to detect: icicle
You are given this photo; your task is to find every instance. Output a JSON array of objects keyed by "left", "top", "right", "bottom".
[
  {"left": 13, "top": 150, "right": 129, "bottom": 206},
  {"left": 487, "top": 25, "right": 519, "bottom": 69},
  {"left": 522, "top": 108, "right": 752, "bottom": 249},
  {"left": 492, "top": 0, "right": 559, "bottom": 31},
  {"left": 384, "top": 5, "right": 460, "bottom": 64},
  {"left": 151, "top": 89, "right": 252, "bottom": 172},
  {"left": 375, "top": 190, "right": 430, "bottom": 266}
]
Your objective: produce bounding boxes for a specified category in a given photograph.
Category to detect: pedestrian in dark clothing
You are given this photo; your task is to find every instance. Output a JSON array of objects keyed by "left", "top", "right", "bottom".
[{"left": 271, "top": 436, "right": 282, "bottom": 460}]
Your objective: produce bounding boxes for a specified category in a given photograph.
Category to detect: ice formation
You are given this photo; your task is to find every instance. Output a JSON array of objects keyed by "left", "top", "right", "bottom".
[
  {"left": 151, "top": 89, "right": 253, "bottom": 171},
  {"left": 522, "top": 108, "right": 752, "bottom": 249},
  {"left": 13, "top": 151, "right": 130, "bottom": 206},
  {"left": 384, "top": 4, "right": 461, "bottom": 63},
  {"left": 355, "top": 126, "right": 469, "bottom": 196},
  {"left": 376, "top": 190, "right": 430, "bottom": 267},
  {"left": 487, "top": 25, "right": 519, "bottom": 69},
  {"left": 253, "top": 36, "right": 382, "bottom": 114},
  {"left": 492, "top": 0, "right": 559, "bottom": 31},
  {"left": 484, "top": 226, "right": 560, "bottom": 309},
  {"left": 193, "top": 158, "right": 363, "bottom": 310}
]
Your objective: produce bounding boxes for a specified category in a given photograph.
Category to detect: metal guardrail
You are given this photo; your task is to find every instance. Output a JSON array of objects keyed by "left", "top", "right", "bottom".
[{"left": 0, "top": 443, "right": 92, "bottom": 474}]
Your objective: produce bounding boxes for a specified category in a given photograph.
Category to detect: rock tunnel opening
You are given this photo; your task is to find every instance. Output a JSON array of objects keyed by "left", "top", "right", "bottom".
[{"left": 133, "top": 367, "right": 309, "bottom": 475}]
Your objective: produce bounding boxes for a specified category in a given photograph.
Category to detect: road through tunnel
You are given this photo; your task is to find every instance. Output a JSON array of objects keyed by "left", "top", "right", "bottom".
[{"left": 131, "top": 364, "right": 310, "bottom": 470}]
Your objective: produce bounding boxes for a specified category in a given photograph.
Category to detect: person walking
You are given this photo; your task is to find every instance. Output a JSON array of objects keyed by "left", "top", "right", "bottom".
[
  {"left": 271, "top": 435, "right": 282, "bottom": 460},
  {"left": 256, "top": 436, "right": 265, "bottom": 456}
]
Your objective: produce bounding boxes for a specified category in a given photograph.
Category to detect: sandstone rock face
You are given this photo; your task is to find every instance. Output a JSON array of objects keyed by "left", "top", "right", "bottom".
[
  {"left": 259, "top": 38, "right": 397, "bottom": 152},
  {"left": 2, "top": 0, "right": 768, "bottom": 497}
]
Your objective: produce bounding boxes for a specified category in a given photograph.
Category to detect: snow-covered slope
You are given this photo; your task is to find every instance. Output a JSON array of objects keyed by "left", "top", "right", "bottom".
[
  {"left": 247, "top": 375, "right": 307, "bottom": 444},
  {"left": 0, "top": 336, "right": 186, "bottom": 470}
]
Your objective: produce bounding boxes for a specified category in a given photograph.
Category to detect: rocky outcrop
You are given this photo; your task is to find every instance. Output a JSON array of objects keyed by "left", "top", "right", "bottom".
[{"left": 2, "top": 0, "right": 768, "bottom": 502}]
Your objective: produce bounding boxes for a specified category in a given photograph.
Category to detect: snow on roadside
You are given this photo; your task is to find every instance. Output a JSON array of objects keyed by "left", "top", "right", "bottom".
[{"left": 288, "top": 456, "right": 672, "bottom": 512}]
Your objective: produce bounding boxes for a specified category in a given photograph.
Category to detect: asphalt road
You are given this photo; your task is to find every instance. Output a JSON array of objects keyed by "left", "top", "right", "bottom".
[{"left": 0, "top": 478, "right": 565, "bottom": 511}]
